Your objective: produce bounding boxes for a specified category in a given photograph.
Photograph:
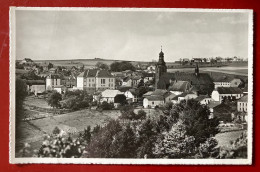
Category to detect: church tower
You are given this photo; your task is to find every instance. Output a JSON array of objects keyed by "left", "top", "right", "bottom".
[{"left": 155, "top": 46, "right": 167, "bottom": 89}]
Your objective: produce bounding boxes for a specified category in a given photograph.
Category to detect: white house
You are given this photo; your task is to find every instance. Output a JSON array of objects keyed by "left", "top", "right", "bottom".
[
  {"left": 46, "top": 74, "right": 61, "bottom": 91},
  {"left": 143, "top": 96, "right": 164, "bottom": 108},
  {"left": 195, "top": 95, "right": 213, "bottom": 105},
  {"left": 143, "top": 73, "right": 154, "bottom": 83},
  {"left": 237, "top": 95, "right": 248, "bottom": 112},
  {"left": 171, "top": 92, "right": 198, "bottom": 104},
  {"left": 100, "top": 89, "right": 124, "bottom": 104},
  {"left": 77, "top": 69, "right": 115, "bottom": 93},
  {"left": 124, "top": 89, "right": 138, "bottom": 103},
  {"left": 211, "top": 87, "right": 243, "bottom": 102}
]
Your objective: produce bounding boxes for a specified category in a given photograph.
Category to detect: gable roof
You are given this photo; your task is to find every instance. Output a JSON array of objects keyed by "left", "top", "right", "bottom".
[
  {"left": 195, "top": 95, "right": 211, "bottom": 102},
  {"left": 143, "top": 91, "right": 153, "bottom": 97},
  {"left": 238, "top": 95, "right": 248, "bottom": 102},
  {"left": 207, "top": 101, "right": 221, "bottom": 109},
  {"left": 213, "top": 104, "right": 232, "bottom": 113},
  {"left": 216, "top": 87, "right": 243, "bottom": 94},
  {"left": 118, "top": 86, "right": 132, "bottom": 92},
  {"left": 101, "top": 89, "right": 123, "bottom": 98},
  {"left": 145, "top": 95, "right": 164, "bottom": 101},
  {"left": 168, "top": 81, "right": 190, "bottom": 92},
  {"left": 78, "top": 69, "right": 113, "bottom": 78}
]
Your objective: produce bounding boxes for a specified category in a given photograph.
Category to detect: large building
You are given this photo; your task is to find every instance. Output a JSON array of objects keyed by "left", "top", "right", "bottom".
[
  {"left": 156, "top": 63, "right": 214, "bottom": 95},
  {"left": 77, "top": 69, "right": 115, "bottom": 93},
  {"left": 155, "top": 47, "right": 167, "bottom": 89}
]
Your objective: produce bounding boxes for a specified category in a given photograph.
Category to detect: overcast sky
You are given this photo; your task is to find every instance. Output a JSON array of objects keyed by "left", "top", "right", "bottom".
[{"left": 15, "top": 9, "right": 249, "bottom": 62}]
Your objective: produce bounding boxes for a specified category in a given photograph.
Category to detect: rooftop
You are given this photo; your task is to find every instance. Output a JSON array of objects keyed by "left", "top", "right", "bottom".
[{"left": 216, "top": 87, "right": 243, "bottom": 94}]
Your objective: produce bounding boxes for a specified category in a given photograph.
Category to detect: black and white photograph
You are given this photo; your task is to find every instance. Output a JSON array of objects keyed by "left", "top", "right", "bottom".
[{"left": 9, "top": 7, "right": 253, "bottom": 164}]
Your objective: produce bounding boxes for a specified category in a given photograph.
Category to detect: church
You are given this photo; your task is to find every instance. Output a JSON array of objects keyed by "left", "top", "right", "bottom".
[{"left": 154, "top": 48, "right": 214, "bottom": 95}]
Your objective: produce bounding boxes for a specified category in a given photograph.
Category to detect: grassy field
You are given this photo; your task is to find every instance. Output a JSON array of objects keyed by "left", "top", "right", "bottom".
[
  {"left": 16, "top": 109, "right": 121, "bottom": 156},
  {"left": 24, "top": 96, "right": 51, "bottom": 109},
  {"left": 214, "top": 130, "right": 245, "bottom": 147}
]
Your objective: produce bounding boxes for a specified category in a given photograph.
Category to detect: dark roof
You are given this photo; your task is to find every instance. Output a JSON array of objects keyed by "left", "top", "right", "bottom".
[
  {"left": 78, "top": 69, "right": 113, "bottom": 78},
  {"left": 195, "top": 95, "right": 211, "bottom": 102},
  {"left": 25, "top": 80, "right": 45, "bottom": 85},
  {"left": 238, "top": 95, "right": 248, "bottom": 102},
  {"left": 118, "top": 86, "right": 132, "bottom": 92},
  {"left": 171, "top": 92, "right": 195, "bottom": 100},
  {"left": 158, "top": 72, "right": 213, "bottom": 90},
  {"left": 145, "top": 95, "right": 164, "bottom": 101},
  {"left": 216, "top": 87, "right": 243, "bottom": 94},
  {"left": 207, "top": 101, "right": 221, "bottom": 109},
  {"left": 213, "top": 104, "right": 232, "bottom": 113},
  {"left": 142, "top": 73, "right": 154, "bottom": 78},
  {"left": 168, "top": 81, "right": 190, "bottom": 92},
  {"left": 212, "top": 75, "right": 234, "bottom": 82}
]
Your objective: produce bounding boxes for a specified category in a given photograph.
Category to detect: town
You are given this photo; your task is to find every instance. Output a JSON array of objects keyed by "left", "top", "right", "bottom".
[{"left": 15, "top": 48, "right": 248, "bottom": 159}]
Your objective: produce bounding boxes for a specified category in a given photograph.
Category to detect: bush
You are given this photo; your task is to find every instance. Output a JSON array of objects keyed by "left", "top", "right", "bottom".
[
  {"left": 100, "top": 101, "right": 114, "bottom": 110},
  {"left": 52, "top": 126, "right": 61, "bottom": 135},
  {"left": 136, "top": 109, "right": 146, "bottom": 120}
]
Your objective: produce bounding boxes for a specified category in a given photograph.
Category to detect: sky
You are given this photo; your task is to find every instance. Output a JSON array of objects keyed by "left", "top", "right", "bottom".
[{"left": 15, "top": 9, "right": 249, "bottom": 62}]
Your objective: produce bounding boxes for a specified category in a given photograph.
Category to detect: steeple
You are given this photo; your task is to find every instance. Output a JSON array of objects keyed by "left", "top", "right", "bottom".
[{"left": 155, "top": 46, "right": 167, "bottom": 89}]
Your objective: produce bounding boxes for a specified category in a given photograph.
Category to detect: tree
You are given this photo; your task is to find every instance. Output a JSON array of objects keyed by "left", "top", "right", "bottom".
[
  {"left": 136, "top": 118, "right": 158, "bottom": 158},
  {"left": 100, "top": 101, "right": 114, "bottom": 110},
  {"left": 110, "top": 124, "right": 137, "bottom": 158},
  {"left": 85, "top": 120, "right": 122, "bottom": 158},
  {"left": 153, "top": 121, "right": 196, "bottom": 158},
  {"left": 83, "top": 126, "right": 92, "bottom": 144},
  {"left": 172, "top": 99, "right": 220, "bottom": 146},
  {"left": 48, "top": 63, "right": 54, "bottom": 69},
  {"left": 110, "top": 61, "right": 136, "bottom": 72},
  {"left": 47, "top": 91, "right": 62, "bottom": 108},
  {"left": 95, "top": 62, "right": 109, "bottom": 70},
  {"left": 15, "top": 78, "right": 28, "bottom": 139},
  {"left": 136, "top": 109, "right": 146, "bottom": 120},
  {"left": 53, "top": 126, "right": 61, "bottom": 135},
  {"left": 196, "top": 137, "right": 219, "bottom": 158}
]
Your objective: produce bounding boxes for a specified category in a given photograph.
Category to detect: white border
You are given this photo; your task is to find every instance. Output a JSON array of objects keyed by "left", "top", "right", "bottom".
[{"left": 9, "top": 7, "right": 254, "bottom": 165}]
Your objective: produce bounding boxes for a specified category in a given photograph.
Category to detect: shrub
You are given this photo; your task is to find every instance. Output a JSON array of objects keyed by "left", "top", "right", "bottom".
[{"left": 52, "top": 126, "right": 61, "bottom": 135}]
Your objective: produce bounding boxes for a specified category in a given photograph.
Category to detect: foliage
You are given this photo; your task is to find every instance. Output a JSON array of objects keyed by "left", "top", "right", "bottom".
[
  {"left": 137, "top": 109, "right": 147, "bottom": 120},
  {"left": 61, "top": 90, "right": 93, "bottom": 110},
  {"left": 109, "top": 124, "right": 137, "bottom": 158},
  {"left": 47, "top": 91, "right": 62, "bottom": 108},
  {"left": 110, "top": 61, "right": 136, "bottom": 72},
  {"left": 95, "top": 62, "right": 109, "bottom": 70},
  {"left": 153, "top": 121, "right": 196, "bottom": 158},
  {"left": 85, "top": 120, "right": 123, "bottom": 158},
  {"left": 219, "top": 131, "right": 247, "bottom": 159},
  {"left": 135, "top": 86, "right": 148, "bottom": 98},
  {"left": 170, "top": 99, "right": 220, "bottom": 146},
  {"left": 136, "top": 118, "right": 158, "bottom": 158},
  {"left": 52, "top": 126, "right": 61, "bottom": 135},
  {"left": 21, "top": 70, "right": 43, "bottom": 80},
  {"left": 196, "top": 137, "right": 219, "bottom": 158},
  {"left": 83, "top": 126, "right": 92, "bottom": 144},
  {"left": 48, "top": 63, "right": 54, "bottom": 69},
  {"left": 100, "top": 101, "right": 114, "bottom": 110}
]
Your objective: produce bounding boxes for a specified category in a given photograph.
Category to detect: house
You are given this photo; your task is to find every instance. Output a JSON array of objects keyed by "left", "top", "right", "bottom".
[
  {"left": 26, "top": 80, "right": 46, "bottom": 96},
  {"left": 211, "top": 103, "right": 233, "bottom": 122},
  {"left": 143, "top": 73, "right": 154, "bottom": 83},
  {"left": 46, "top": 74, "right": 62, "bottom": 91},
  {"left": 132, "top": 76, "right": 142, "bottom": 87},
  {"left": 143, "top": 95, "right": 164, "bottom": 108},
  {"left": 211, "top": 87, "right": 243, "bottom": 102},
  {"left": 121, "top": 76, "right": 133, "bottom": 87},
  {"left": 76, "top": 69, "right": 115, "bottom": 93},
  {"left": 41, "top": 63, "right": 49, "bottom": 72},
  {"left": 62, "top": 76, "right": 76, "bottom": 88},
  {"left": 171, "top": 92, "right": 198, "bottom": 104},
  {"left": 168, "top": 80, "right": 191, "bottom": 95},
  {"left": 19, "top": 58, "right": 34, "bottom": 65},
  {"left": 207, "top": 101, "right": 221, "bottom": 119},
  {"left": 100, "top": 89, "right": 124, "bottom": 104},
  {"left": 195, "top": 95, "right": 213, "bottom": 105},
  {"left": 147, "top": 65, "right": 156, "bottom": 72},
  {"left": 49, "top": 68, "right": 57, "bottom": 74},
  {"left": 151, "top": 89, "right": 176, "bottom": 103},
  {"left": 213, "top": 75, "right": 243, "bottom": 89},
  {"left": 191, "top": 58, "right": 203, "bottom": 63},
  {"left": 143, "top": 91, "right": 153, "bottom": 98},
  {"left": 124, "top": 89, "right": 138, "bottom": 103},
  {"left": 53, "top": 85, "right": 67, "bottom": 94},
  {"left": 237, "top": 95, "right": 248, "bottom": 112}
]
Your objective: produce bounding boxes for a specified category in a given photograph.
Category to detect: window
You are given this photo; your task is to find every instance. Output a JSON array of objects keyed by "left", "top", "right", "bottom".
[
  {"left": 89, "top": 84, "right": 91, "bottom": 87},
  {"left": 152, "top": 101, "right": 154, "bottom": 105},
  {"left": 89, "top": 79, "right": 91, "bottom": 82},
  {"left": 101, "top": 79, "right": 106, "bottom": 84},
  {"left": 92, "top": 79, "right": 94, "bottom": 82}
]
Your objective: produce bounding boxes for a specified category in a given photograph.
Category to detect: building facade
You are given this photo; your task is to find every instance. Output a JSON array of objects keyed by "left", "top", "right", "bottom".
[{"left": 77, "top": 69, "right": 115, "bottom": 93}]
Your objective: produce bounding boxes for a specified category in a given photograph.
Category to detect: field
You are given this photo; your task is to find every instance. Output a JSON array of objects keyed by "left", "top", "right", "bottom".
[
  {"left": 16, "top": 108, "right": 121, "bottom": 157},
  {"left": 24, "top": 96, "right": 51, "bottom": 109},
  {"left": 214, "top": 130, "right": 245, "bottom": 147}
]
